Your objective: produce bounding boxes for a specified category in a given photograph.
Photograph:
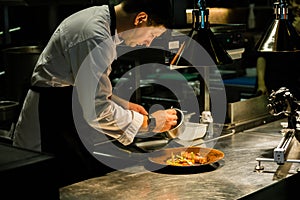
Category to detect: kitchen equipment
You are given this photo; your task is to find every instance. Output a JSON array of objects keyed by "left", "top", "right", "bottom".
[
  {"left": 200, "top": 111, "right": 213, "bottom": 139},
  {"left": 2, "top": 45, "right": 41, "bottom": 105},
  {"left": 0, "top": 100, "right": 19, "bottom": 143},
  {"left": 178, "top": 0, "right": 233, "bottom": 66},
  {"left": 226, "top": 94, "right": 279, "bottom": 132},
  {"left": 0, "top": 100, "right": 19, "bottom": 122},
  {"left": 255, "top": 87, "right": 300, "bottom": 171},
  {"left": 256, "top": 0, "right": 300, "bottom": 52}
]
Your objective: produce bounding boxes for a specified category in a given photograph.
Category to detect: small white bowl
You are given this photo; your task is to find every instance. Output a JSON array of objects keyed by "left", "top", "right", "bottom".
[{"left": 178, "top": 122, "right": 208, "bottom": 141}]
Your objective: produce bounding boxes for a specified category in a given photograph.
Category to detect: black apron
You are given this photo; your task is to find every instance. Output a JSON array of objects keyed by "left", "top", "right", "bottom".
[{"left": 31, "top": 4, "right": 116, "bottom": 187}]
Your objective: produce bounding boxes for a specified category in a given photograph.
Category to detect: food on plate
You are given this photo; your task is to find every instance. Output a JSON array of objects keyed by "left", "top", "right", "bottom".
[
  {"left": 166, "top": 151, "right": 208, "bottom": 166},
  {"left": 148, "top": 147, "right": 224, "bottom": 167}
]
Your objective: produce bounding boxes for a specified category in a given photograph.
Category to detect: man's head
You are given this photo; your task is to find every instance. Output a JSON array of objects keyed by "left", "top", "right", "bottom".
[
  {"left": 122, "top": 0, "right": 172, "bottom": 28},
  {"left": 115, "top": 0, "right": 172, "bottom": 47}
]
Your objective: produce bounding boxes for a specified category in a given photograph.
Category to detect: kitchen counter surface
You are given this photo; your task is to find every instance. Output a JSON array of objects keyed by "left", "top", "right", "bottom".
[{"left": 59, "top": 119, "right": 300, "bottom": 200}]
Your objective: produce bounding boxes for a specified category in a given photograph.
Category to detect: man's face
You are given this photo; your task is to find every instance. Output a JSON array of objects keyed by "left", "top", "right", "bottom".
[{"left": 121, "top": 25, "right": 166, "bottom": 47}]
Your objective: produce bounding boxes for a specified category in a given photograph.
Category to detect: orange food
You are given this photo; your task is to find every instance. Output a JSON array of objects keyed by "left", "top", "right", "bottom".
[{"left": 166, "top": 151, "right": 208, "bottom": 166}]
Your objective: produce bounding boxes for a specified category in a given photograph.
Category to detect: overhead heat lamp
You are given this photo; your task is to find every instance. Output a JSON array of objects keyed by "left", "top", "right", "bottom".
[
  {"left": 170, "top": 0, "right": 229, "bottom": 122},
  {"left": 171, "top": 0, "right": 233, "bottom": 67},
  {"left": 256, "top": 0, "right": 300, "bottom": 52}
]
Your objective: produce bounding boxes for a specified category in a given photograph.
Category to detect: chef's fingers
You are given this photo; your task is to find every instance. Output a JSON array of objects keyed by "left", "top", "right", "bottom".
[
  {"left": 166, "top": 109, "right": 178, "bottom": 125},
  {"left": 166, "top": 108, "right": 177, "bottom": 115},
  {"left": 150, "top": 109, "right": 178, "bottom": 132},
  {"left": 128, "top": 102, "right": 148, "bottom": 115}
]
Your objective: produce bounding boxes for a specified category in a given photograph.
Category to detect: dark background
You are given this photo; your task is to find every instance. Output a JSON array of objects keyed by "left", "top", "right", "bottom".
[{"left": 0, "top": 0, "right": 274, "bottom": 47}]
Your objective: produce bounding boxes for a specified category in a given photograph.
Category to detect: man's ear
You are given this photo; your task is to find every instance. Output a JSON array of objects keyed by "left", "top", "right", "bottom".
[{"left": 134, "top": 12, "right": 148, "bottom": 25}]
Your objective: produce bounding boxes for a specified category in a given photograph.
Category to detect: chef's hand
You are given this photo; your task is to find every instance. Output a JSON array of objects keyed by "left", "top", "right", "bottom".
[
  {"left": 128, "top": 102, "right": 148, "bottom": 115},
  {"left": 151, "top": 109, "right": 178, "bottom": 132}
]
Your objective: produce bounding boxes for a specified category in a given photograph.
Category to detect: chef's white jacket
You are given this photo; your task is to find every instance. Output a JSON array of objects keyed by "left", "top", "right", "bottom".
[{"left": 13, "top": 5, "right": 144, "bottom": 151}]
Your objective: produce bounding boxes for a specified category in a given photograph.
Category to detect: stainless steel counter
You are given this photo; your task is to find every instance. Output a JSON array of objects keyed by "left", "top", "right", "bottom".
[{"left": 59, "top": 119, "right": 300, "bottom": 200}]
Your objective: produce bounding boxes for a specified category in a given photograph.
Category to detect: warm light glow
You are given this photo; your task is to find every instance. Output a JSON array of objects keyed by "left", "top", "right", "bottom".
[
  {"left": 186, "top": 8, "right": 231, "bottom": 24},
  {"left": 206, "top": 8, "right": 231, "bottom": 24}
]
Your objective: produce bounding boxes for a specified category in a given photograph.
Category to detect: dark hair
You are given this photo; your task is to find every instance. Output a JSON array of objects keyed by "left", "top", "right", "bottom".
[{"left": 121, "top": 0, "right": 173, "bottom": 28}]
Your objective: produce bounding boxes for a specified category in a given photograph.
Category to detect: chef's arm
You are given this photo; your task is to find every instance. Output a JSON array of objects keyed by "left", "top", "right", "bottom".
[
  {"left": 256, "top": 56, "right": 268, "bottom": 95},
  {"left": 110, "top": 94, "right": 130, "bottom": 108},
  {"left": 110, "top": 95, "right": 177, "bottom": 133},
  {"left": 110, "top": 94, "right": 148, "bottom": 115},
  {"left": 110, "top": 94, "right": 149, "bottom": 132}
]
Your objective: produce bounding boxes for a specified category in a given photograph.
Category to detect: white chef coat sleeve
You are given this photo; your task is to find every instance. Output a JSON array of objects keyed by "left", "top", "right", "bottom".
[{"left": 71, "top": 37, "right": 143, "bottom": 146}]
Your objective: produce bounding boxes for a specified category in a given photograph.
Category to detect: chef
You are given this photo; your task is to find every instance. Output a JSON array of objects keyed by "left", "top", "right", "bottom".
[{"left": 12, "top": 0, "right": 177, "bottom": 186}]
